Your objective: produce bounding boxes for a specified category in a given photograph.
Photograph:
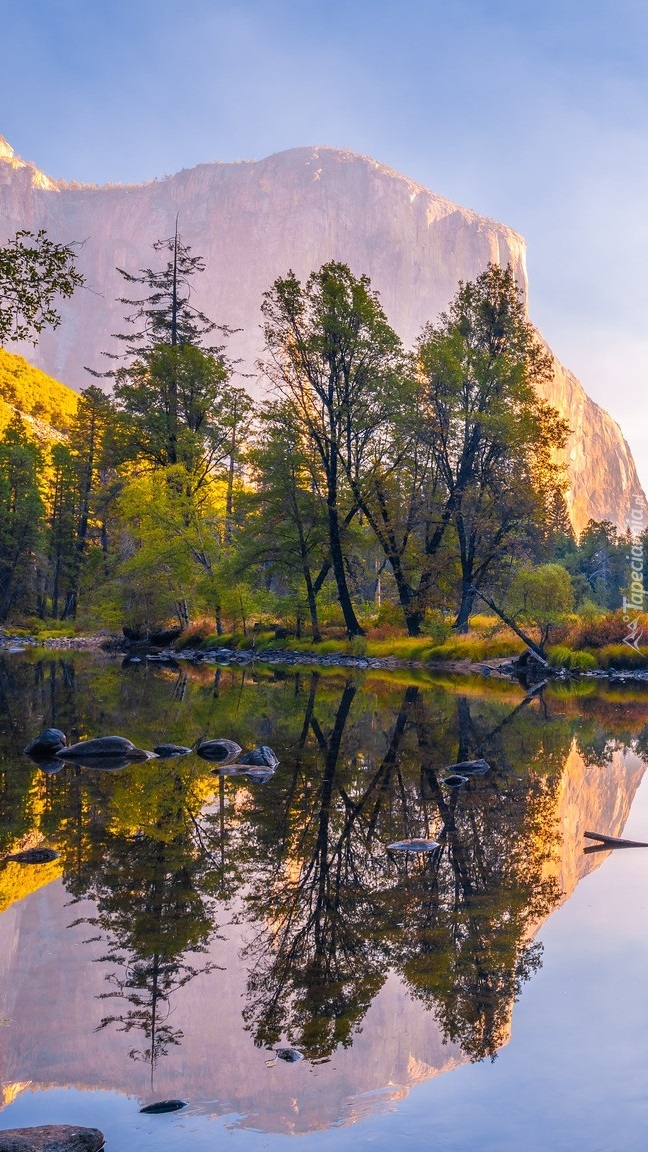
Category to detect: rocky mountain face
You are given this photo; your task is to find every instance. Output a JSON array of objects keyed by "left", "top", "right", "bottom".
[{"left": 0, "top": 135, "right": 642, "bottom": 532}]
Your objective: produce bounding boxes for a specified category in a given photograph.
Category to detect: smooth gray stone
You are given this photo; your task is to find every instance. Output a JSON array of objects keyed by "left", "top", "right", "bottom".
[
  {"left": 238, "top": 745, "right": 279, "bottom": 768},
  {"left": 24, "top": 729, "right": 67, "bottom": 757},
  {"left": 244, "top": 768, "right": 275, "bottom": 784},
  {"left": 57, "top": 736, "right": 146, "bottom": 759},
  {"left": 446, "top": 758, "right": 490, "bottom": 775},
  {"left": 4, "top": 847, "right": 60, "bottom": 864},
  {"left": 195, "top": 738, "right": 242, "bottom": 763},
  {"left": 387, "top": 838, "right": 440, "bottom": 853},
  {"left": 152, "top": 744, "right": 192, "bottom": 758},
  {"left": 0, "top": 1125, "right": 104, "bottom": 1152}
]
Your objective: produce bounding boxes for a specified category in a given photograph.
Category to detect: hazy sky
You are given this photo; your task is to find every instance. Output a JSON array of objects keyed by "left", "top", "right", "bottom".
[{"left": 2, "top": 0, "right": 647, "bottom": 489}]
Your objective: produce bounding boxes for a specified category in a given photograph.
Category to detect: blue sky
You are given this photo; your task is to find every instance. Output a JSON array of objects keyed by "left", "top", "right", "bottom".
[{"left": 2, "top": 0, "right": 648, "bottom": 489}]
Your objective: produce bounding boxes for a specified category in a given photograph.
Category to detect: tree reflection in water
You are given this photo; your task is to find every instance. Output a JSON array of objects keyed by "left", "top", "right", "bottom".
[
  {"left": 64, "top": 770, "right": 224, "bottom": 1083},
  {"left": 2, "top": 655, "right": 633, "bottom": 1078},
  {"left": 239, "top": 679, "right": 562, "bottom": 1063}
]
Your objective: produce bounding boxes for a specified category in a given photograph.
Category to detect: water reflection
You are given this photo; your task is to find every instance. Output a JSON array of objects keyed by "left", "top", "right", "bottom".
[{"left": 0, "top": 654, "right": 647, "bottom": 1129}]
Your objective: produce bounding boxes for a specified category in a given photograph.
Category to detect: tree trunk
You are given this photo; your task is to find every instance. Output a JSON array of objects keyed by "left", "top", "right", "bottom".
[
  {"left": 453, "top": 580, "right": 477, "bottom": 633},
  {"left": 303, "top": 563, "right": 322, "bottom": 642},
  {"left": 328, "top": 504, "right": 364, "bottom": 637},
  {"left": 472, "top": 588, "right": 548, "bottom": 662}
]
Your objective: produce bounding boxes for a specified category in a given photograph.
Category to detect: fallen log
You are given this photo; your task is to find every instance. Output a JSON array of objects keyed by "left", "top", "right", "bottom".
[{"left": 584, "top": 830, "right": 648, "bottom": 849}]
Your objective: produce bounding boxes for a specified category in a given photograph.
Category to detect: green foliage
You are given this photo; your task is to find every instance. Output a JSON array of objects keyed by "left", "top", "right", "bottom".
[
  {"left": 0, "top": 412, "right": 44, "bottom": 620},
  {"left": 548, "top": 646, "right": 597, "bottom": 671},
  {"left": 0, "top": 229, "right": 83, "bottom": 346},
  {"left": 594, "top": 644, "right": 648, "bottom": 670},
  {"left": 0, "top": 347, "right": 79, "bottom": 438},
  {"left": 416, "top": 264, "right": 569, "bottom": 630}
]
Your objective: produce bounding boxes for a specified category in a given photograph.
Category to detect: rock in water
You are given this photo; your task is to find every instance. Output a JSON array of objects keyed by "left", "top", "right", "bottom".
[
  {"left": 56, "top": 736, "right": 148, "bottom": 760},
  {"left": 4, "top": 847, "right": 60, "bottom": 864},
  {"left": 441, "top": 773, "right": 468, "bottom": 788},
  {"left": 195, "top": 737, "right": 242, "bottom": 763},
  {"left": 387, "top": 839, "right": 440, "bottom": 853},
  {"left": 139, "top": 1099, "right": 187, "bottom": 1114},
  {"left": 61, "top": 755, "right": 133, "bottom": 772},
  {"left": 275, "top": 1048, "right": 303, "bottom": 1063},
  {"left": 238, "top": 745, "right": 279, "bottom": 768},
  {"left": 446, "top": 758, "right": 490, "bottom": 776},
  {"left": 152, "top": 744, "right": 192, "bottom": 758},
  {"left": 0, "top": 1125, "right": 104, "bottom": 1152},
  {"left": 24, "top": 729, "right": 67, "bottom": 757},
  {"left": 244, "top": 768, "right": 276, "bottom": 784},
  {"left": 26, "top": 756, "right": 64, "bottom": 775}
]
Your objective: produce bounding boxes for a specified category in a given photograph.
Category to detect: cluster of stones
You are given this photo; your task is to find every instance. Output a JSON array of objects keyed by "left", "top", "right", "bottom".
[{"left": 21, "top": 729, "right": 280, "bottom": 782}]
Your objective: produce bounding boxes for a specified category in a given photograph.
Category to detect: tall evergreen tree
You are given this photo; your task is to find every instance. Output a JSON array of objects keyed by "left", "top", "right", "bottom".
[{"left": 0, "top": 413, "right": 44, "bottom": 620}]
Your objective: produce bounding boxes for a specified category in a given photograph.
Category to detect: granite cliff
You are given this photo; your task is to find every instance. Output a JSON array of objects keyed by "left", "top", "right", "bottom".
[{"left": 0, "top": 136, "right": 642, "bottom": 532}]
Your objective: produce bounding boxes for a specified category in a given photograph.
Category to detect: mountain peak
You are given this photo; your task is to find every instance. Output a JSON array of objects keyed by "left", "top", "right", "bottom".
[{"left": 0, "top": 135, "right": 16, "bottom": 161}]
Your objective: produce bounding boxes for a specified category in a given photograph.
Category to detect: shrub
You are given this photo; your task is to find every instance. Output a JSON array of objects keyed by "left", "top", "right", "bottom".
[
  {"left": 595, "top": 644, "right": 648, "bottom": 670},
  {"left": 174, "top": 619, "right": 215, "bottom": 650},
  {"left": 567, "top": 611, "right": 647, "bottom": 650},
  {"left": 566, "top": 650, "right": 597, "bottom": 672},
  {"left": 349, "top": 636, "right": 368, "bottom": 657},
  {"left": 423, "top": 610, "right": 451, "bottom": 644},
  {"left": 548, "top": 646, "right": 571, "bottom": 669},
  {"left": 548, "top": 646, "right": 597, "bottom": 672}
]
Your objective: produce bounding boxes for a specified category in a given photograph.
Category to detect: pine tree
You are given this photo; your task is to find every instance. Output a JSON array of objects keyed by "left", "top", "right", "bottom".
[{"left": 0, "top": 413, "right": 44, "bottom": 620}]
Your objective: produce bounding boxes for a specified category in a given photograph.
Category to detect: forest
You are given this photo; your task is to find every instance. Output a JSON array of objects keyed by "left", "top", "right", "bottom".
[{"left": 0, "top": 229, "right": 646, "bottom": 665}]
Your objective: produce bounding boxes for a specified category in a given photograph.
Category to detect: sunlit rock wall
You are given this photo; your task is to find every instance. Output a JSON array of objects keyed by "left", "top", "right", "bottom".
[{"left": 0, "top": 136, "right": 643, "bottom": 532}]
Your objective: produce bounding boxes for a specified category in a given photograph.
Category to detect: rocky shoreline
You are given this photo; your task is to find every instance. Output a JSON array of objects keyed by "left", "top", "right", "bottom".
[{"left": 2, "top": 630, "right": 647, "bottom": 684}]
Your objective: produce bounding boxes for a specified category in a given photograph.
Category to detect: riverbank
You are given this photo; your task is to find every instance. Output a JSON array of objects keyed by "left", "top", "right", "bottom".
[{"left": 2, "top": 629, "right": 648, "bottom": 684}]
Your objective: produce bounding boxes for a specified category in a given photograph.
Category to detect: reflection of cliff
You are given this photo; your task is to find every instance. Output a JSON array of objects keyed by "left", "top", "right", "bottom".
[
  {"left": 0, "top": 745, "right": 645, "bottom": 1132},
  {"left": 554, "top": 743, "right": 646, "bottom": 895}
]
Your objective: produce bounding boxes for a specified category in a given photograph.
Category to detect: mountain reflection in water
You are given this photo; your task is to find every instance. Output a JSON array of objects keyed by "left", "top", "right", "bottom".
[{"left": 0, "top": 654, "right": 646, "bottom": 1132}]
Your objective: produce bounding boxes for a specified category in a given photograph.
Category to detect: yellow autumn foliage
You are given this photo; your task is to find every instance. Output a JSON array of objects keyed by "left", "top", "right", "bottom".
[
  {"left": 0, "top": 346, "right": 78, "bottom": 440},
  {"left": 0, "top": 858, "right": 63, "bottom": 914}
]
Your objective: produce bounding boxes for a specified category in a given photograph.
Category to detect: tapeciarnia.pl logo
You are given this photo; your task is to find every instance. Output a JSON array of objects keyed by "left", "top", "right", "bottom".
[{"left": 623, "top": 494, "right": 646, "bottom": 651}]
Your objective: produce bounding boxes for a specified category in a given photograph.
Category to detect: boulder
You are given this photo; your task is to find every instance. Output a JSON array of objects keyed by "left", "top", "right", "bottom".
[
  {"left": 0, "top": 1125, "right": 104, "bottom": 1152},
  {"left": 195, "top": 738, "right": 242, "bottom": 764},
  {"left": 24, "top": 729, "right": 67, "bottom": 757},
  {"left": 56, "top": 736, "right": 147, "bottom": 760},
  {"left": 238, "top": 745, "right": 279, "bottom": 768},
  {"left": 4, "top": 847, "right": 60, "bottom": 864},
  {"left": 152, "top": 744, "right": 192, "bottom": 758},
  {"left": 445, "top": 758, "right": 490, "bottom": 776}
]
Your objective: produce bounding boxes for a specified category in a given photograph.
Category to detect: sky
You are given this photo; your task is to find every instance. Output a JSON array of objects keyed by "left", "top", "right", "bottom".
[{"left": 2, "top": 0, "right": 648, "bottom": 490}]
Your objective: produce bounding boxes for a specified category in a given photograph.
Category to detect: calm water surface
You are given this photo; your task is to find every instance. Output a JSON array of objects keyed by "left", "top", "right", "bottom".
[{"left": 1, "top": 653, "right": 648, "bottom": 1151}]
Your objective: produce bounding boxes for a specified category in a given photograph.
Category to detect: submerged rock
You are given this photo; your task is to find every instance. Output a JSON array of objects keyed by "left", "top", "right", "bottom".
[
  {"left": 441, "top": 773, "right": 468, "bottom": 788},
  {"left": 0, "top": 1126, "right": 104, "bottom": 1152},
  {"left": 266, "top": 1047, "right": 304, "bottom": 1066},
  {"left": 56, "top": 736, "right": 150, "bottom": 760},
  {"left": 25, "top": 755, "right": 64, "bottom": 775},
  {"left": 24, "top": 728, "right": 67, "bottom": 757},
  {"left": 387, "top": 838, "right": 440, "bottom": 853},
  {"left": 276, "top": 1047, "right": 303, "bottom": 1062},
  {"left": 195, "top": 737, "right": 242, "bottom": 763},
  {"left": 446, "top": 758, "right": 490, "bottom": 776},
  {"left": 238, "top": 745, "right": 279, "bottom": 768},
  {"left": 152, "top": 744, "right": 192, "bottom": 758},
  {"left": 4, "top": 847, "right": 60, "bottom": 865},
  {"left": 60, "top": 755, "right": 136, "bottom": 772},
  {"left": 243, "top": 768, "right": 276, "bottom": 784},
  {"left": 139, "top": 1099, "right": 187, "bottom": 1114}
]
